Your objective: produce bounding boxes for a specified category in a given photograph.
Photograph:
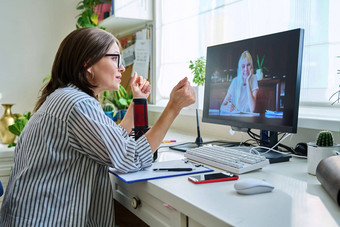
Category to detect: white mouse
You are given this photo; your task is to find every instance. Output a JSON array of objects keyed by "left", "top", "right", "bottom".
[{"left": 234, "top": 178, "right": 274, "bottom": 195}]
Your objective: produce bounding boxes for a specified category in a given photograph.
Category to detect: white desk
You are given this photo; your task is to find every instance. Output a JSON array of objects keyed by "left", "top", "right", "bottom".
[{"left": 109, "top": 130, "right": 340, "bottom": 227}]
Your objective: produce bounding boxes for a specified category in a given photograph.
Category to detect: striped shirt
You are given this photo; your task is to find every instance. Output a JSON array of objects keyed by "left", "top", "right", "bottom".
[{"left": 0, "top": 85, "right": 152, "bottom": 226}]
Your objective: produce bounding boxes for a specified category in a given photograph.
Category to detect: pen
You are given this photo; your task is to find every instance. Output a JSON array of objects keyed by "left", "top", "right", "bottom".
[
  {"left": 153, "top": 168, "right": 193, "bottom": 172},
  {"left": 162, "top": 140, "right": 177, "bottom": 143}
]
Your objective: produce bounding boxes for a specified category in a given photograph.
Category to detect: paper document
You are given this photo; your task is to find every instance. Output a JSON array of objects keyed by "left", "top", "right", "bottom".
[{"left": 132, "top": 39, "right": 150, "bottom": 79}]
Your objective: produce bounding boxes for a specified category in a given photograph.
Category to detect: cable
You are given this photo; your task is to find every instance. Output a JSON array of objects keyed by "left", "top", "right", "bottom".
[{"left": 249, "top": 133, "right": 292, "bottom": 155}]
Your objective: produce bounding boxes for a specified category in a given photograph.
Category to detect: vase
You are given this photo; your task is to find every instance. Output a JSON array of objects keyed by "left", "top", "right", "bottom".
[
  {"left": 256, "top": 69, "right": 263, "bottom": 80},
  {"left": 0, "top": 104, "right": 16, "bottom": 144}
]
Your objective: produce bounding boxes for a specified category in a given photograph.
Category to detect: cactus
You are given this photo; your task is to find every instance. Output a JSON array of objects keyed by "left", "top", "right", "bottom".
[
  {"left": 316, "top": 131, "right": 334, "bottom": 147},
  {"left": 103, "top": 103, "right": 115, "bottom": 112}
]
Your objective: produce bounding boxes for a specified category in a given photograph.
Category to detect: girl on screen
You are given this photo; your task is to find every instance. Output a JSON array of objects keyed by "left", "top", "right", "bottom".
[{"left": 220, "top": 50, "right": 259, "bottom": 113}]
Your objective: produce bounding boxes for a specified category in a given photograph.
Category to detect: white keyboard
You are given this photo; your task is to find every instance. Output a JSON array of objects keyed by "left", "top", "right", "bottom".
[{"left": 184, "top": 145, "right": 269, "bottom": 174}]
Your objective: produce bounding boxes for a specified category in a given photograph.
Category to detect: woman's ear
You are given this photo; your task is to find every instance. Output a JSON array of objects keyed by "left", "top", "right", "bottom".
[{"left": 86, "top": 66, "right": 93, "bottom": 75}]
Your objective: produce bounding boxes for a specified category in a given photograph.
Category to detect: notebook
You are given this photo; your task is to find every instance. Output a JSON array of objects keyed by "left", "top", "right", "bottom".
[{"left": 109, "top": 159, "right": 213, "bottom": 183}]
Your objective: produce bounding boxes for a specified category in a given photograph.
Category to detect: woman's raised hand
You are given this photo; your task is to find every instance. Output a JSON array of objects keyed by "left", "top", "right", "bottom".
[
  {"left": 130, "top": 72, "right": 151, "bottom": 99},
  {"left": 168, "top": 77, "right": 196, "bottom": 112}
]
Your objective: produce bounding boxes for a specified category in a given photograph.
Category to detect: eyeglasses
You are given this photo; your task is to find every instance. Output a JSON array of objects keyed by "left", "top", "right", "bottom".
[{"left": 105, "top": 54, "right": 122, "bottom": 68}]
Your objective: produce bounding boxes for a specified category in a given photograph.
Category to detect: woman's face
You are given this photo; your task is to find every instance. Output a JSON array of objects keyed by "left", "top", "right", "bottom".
[
  {"left": 88, "top": 42, "right": 125, "bottom": 95},
  {"left": 241, "top": 59, "right": 253, "bottom": 78}
]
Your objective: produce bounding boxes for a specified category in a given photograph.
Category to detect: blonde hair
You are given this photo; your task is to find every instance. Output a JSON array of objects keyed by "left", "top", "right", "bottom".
[{"left": 233, "top": 50, "right": 254, "bottom": 106}]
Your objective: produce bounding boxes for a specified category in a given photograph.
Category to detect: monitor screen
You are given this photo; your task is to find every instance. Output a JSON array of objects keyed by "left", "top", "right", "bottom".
[{"left": 202, "top": 28, "right": 304, "bottom": 134}]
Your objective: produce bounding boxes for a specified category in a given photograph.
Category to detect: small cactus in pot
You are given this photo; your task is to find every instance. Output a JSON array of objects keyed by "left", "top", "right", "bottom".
[
  {"left": 316, "top": 131, "right": 334, "bottom": 147},
  {"left": 103, "top": 103, "right": 117, "bottom": 121},
  {"left": 103, "top": 103, "right": 115, "bottom": 112}
]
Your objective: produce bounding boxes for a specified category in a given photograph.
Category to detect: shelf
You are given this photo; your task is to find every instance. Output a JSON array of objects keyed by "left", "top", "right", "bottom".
[{"left": 99, "top": 16, "right": 152, "bottom": 37}]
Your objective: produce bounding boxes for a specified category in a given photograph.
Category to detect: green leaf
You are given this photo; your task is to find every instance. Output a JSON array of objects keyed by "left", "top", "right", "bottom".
[
  {"left": 119, "top": 98, "right": 128, "bottom": 106},
  {"left": 8, "top": 142, "right": 16, "bottom": 148},
  {"left": 43, "top": 75, "right": 51, "bottom": 83},
  {"left": 189, "top": 56, "right": 206, "bottom": 86},
  {"left": 23, "top": 112, "right": 31, "bottom": 120},
  {"left": 8, "top": 124, "right": 21, "bottom": 136}
]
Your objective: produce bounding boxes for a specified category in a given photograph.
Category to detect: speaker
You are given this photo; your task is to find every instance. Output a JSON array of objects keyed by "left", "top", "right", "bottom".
[{"left": 316, "top": 155, "right": 340, "bottom": 206}]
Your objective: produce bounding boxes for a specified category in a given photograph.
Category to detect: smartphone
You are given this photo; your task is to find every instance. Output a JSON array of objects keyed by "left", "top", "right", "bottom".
[{"left": 188, "top": 172, "right": 238, "bottom": 184}]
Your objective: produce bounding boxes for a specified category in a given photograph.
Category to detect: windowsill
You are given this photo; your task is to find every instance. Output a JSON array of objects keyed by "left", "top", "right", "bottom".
[
  {"left": 298, "top": 105, "right": 340, "bottom": 131},
  {"left": 148, "top": 102, "right": 199, "bottom": 117},
  {"left": 149, "top": 102, "right": 340, "bottom": 132}
]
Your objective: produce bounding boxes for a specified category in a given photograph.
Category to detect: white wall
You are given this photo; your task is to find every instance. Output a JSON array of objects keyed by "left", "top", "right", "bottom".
[{"left": 0, "top": 0, "right": 80, "bottom": 114}]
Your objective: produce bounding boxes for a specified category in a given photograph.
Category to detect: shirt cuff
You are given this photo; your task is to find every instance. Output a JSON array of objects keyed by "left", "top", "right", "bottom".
[{"left": 136, "top": 135, "right": 153, "bottom": 168}]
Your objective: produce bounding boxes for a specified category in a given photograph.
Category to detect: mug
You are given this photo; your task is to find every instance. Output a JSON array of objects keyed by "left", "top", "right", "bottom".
[{"left": 307, "top": 142, "right": 340, "bottom": 175}]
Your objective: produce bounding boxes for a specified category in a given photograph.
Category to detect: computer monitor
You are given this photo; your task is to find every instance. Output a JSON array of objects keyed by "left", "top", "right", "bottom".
[{"left": 202, "top": 28, "right": 304, "bottom": 159}]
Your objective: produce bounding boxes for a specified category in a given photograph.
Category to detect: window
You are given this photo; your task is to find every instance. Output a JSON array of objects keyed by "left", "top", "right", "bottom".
[{"left": 155, "top": 0, "right": 340, "bottom": 108}]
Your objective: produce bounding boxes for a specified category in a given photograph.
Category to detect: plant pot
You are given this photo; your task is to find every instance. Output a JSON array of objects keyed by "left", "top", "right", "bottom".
[
  {"left": 119, "top": 109, "right": 127, "bottom": 120},
  {"left": 256, "top": 69, "right": 263, "bottom": 80},
  {"left": 104, "top": 111, "right": 118, "bottom": 122},
  {"left": 307, "top": 142, "right": 340, "bottom": 175}
]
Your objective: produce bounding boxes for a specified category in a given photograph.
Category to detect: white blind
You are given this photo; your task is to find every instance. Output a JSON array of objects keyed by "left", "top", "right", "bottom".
[{"left": 155, "top": 0, "right": 340, "bottom": 106}]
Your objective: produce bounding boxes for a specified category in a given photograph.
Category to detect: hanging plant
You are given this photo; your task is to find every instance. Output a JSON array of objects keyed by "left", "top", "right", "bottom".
[{"left": 76, "top": 0, "right": 105, "bottom": 29}]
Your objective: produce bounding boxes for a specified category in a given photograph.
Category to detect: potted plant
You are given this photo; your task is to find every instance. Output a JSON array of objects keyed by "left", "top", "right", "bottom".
[
  {"left": 307, "top": 130, "right": 340, "bottom": 175},
  {"left": 256, "top": 54, "right": 269, "bottom": 80},
  {"left": 189, "top": 56, "right": 206, "bottom": 86},
  {"left": 103, "top": 103, "right": 118, "bottom": 121},
  {"left": 76, "top": 0, "right": 106, "bottom": 29},
  {"left": 7, "top": 111, "right": 31, "bottom": 147},
  {"left": 102, "top": 85, "right": 133, "bottom": 121},
  {"left": 189, "top": 56, "right": 206, "bottom": 109}
]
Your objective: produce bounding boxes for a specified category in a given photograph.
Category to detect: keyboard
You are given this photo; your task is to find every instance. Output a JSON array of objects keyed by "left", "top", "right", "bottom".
[{"left": 184, "top": 145, "right": 269, "bottom": 174}]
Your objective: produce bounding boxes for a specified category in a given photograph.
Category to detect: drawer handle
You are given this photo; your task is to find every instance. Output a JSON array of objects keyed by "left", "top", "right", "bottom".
[{"left": 131, "top": 197, "right": 141, "bottom": 209}]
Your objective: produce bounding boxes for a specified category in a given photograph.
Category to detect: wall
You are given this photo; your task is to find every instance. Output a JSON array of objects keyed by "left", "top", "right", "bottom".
[{"left": 0, "top": 0, "right": 80, "bottom": 114}]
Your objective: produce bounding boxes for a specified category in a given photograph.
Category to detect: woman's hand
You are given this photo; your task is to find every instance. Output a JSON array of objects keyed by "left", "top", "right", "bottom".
[
  {"left": 245, "top": 71, "right": 252, "bottom": 85},
  {"left": 130, "top": 72, "right": 151, "bottom": 98},
  {"left": 226, "top": 103, "right": 235, "bottom": 112},
  {"left": 168, "top": 77, "right": 196, "bottom": 113},
  {"left": 144, "top": 77, "right": 195, "bottom": 153}
]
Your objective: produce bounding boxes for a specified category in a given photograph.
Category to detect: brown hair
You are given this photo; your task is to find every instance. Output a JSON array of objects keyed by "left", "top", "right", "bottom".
[{"left": 34, "top": 27, "right": 120, "bottom": 112}]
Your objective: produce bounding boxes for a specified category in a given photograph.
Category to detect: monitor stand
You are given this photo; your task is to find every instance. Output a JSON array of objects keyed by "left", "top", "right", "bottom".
[{"left": 258, "top": 130, "right": 291, "bottom": 164}]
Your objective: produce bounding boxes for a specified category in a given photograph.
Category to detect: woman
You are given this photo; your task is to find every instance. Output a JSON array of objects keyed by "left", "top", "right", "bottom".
[
  {"left": 0, "top": 27, "right": 195, "bottom": 226},
  {"left": 220, "top": 50, "right": 258, "bottom": 113}
]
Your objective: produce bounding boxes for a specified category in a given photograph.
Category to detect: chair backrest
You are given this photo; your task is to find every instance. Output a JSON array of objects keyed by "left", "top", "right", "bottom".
[{"left": 0, "top": 180, "right": 3, "bottom": 197}]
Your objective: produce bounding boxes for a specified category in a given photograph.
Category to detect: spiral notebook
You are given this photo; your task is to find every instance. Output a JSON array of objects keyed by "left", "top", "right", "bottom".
[{"left": 109, "top": 159, "right": 213, "bottom": 183}]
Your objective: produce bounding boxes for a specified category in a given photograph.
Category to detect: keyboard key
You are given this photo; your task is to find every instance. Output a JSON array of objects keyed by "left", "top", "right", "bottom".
[{"left": 184, "top": 146, "right": 269, "bottom": 174}]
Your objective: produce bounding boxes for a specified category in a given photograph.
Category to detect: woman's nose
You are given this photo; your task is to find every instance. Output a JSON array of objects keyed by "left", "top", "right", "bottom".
[{"left": 119, "top": 65, "right": 126, "bottom": 72}]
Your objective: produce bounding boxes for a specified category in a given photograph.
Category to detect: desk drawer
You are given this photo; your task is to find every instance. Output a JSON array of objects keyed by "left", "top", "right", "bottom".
[{"left": 110, "top": 175, "right": 186, "bottom": 227}]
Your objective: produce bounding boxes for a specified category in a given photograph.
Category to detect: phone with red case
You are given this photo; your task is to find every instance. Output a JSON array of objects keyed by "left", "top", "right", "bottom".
[{"left": 188, "top": 172, "right": 238, "bottom": 184}]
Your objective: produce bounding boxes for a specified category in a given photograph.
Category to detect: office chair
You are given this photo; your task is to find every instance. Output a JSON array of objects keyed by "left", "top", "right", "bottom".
[{"left": 0, "top": 180, "right": 3, "bottom": 197}]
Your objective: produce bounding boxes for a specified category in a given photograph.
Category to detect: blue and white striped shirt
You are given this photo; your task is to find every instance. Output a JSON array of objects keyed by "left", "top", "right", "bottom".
[{"left": 0, "top": 85, "right": 152, "bottom": 226}]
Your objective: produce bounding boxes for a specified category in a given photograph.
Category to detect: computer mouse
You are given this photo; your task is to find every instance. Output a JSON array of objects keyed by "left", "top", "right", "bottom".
[{"left": 234, "top": 178, "right": 274, "bottom": 195}]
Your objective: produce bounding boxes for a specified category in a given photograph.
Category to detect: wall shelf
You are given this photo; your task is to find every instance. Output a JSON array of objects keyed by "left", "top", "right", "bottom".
[{"left": 99, "top": 16, "right": 152, "bottom": 37}]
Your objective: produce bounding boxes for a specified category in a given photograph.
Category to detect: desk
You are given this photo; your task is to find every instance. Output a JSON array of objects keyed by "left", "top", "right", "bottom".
[{"left": 109, "top": 130, "right": 340, "bottom": 227}]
